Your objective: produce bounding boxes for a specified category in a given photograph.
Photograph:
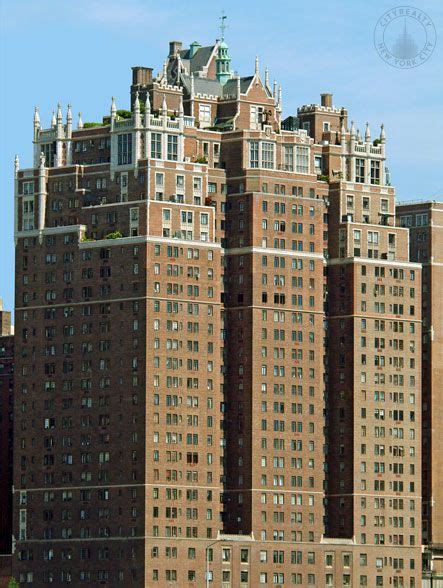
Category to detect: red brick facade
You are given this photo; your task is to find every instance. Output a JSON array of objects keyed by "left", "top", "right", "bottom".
[{"left": 10, "top": 38, "right": 423, "bottom": 587}]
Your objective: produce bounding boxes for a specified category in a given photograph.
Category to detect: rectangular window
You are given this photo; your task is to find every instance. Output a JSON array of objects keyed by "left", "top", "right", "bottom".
[
  {"left": 284, "top": 145, "right": 294, "bottom": 171},
  {"left": 167, "top": 135, "right": 178, "bottom": 161},
  {"left": 262, "top": 142, "right": 275, "bottom": 169},
  {"left": 151, "top": 133, "right": 162, "bottom": 159},
  {"left": 250, "top": 141, "right": 259, "bottom": 168},
  {"left": 355, "top": 158, "right": 365, "bottom": 183},
  {"left": 117, "top": 133, "right": 132, "bottom": 165},
  {"left": 296, "top": 146, "right": 309, "bottom": 174},
  {"left": 199, "top": 104, "right": 211, "bottom": 126},
  {"left": 371, "top": 160, "right": 380, "bottom": 184}
]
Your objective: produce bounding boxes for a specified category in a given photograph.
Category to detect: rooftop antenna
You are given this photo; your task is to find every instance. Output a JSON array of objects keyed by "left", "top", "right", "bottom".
[{"left": 219, "top": 11, "right": 227, "bottom": 42}]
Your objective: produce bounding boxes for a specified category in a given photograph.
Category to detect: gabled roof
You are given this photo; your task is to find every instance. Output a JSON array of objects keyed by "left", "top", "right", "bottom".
[
  {"left": 222, "top": 76, "right": 257, "bottom": 97},
  {"left": 179, "top": 45, "right": 217, "bottom": 75}
]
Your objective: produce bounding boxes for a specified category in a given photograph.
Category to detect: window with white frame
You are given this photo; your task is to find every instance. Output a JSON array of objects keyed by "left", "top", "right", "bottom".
[
  {"left": 176, "top": 175, "right": 184, "bottom": 191},
  {"left": 368, "top": 231, "right": 379, "bottom": 245},
  {"left": 193, "top": 177, "right": 202, "bottom": 192},
  {"left": 355, "top": 158, "right": 365, "bottom": 183},
  {"left": 250, "top": 141, "right": 259, "bottom": 168},
  {"left": 296, "top": 146, "right": 309, "bottom": 174},
  {"left": 199, "top": 104, "right": 211, "bottom": 126},
  {"left": 22, "top": 200, "right": 35, "bottom": 231},
  {"left": 23, "top": 181, "right": 34, "bottom": 195},
  {"left": 250, "top": 105, "right": 264, "bottom": 130},
  {"left": 117, "top": 133, "right": 132, "bottom": 165},
  {"left": 151, "top": 133, "right": 162, "bottom": 159},
  {"left": 370, "top": 160, "right": 380, "bottom": 184},
  {"left": 261, "top": 142, "right": 275, "bottom": 169},
  {"left": 284, "top": 145, "right": 294, "bottom": 171},
  {"left": 167, "top": 135, "right": 178, "bottom": 161}
]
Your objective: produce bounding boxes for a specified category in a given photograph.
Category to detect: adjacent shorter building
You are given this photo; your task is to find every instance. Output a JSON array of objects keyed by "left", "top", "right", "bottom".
[
  {"left": 397, "top": 201, "right": 443, "bottom": 584},
  {"left": 0, "top": 299, "right": 14, "bottom": 555}
]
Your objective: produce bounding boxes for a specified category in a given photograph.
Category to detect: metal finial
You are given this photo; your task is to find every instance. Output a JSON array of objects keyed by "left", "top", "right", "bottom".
[{"left": 219, "top": 11, "right": 227, "bottom": 41}]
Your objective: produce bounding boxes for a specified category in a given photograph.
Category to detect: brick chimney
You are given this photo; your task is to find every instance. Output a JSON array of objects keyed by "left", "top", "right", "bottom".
[
  {"left": 132, "top": 67, "right": 153, "bottom": 86},
  {"left": 321, "top": 93, "right": 333, "bottom": 107},
  {"left": 169, "top": 41, "right": 183, "bottom": 57}
]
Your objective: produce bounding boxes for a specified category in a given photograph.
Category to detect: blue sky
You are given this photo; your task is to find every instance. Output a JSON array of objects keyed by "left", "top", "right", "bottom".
[{"left": 1, "top": 0, "right": 442, "bottom": 313}]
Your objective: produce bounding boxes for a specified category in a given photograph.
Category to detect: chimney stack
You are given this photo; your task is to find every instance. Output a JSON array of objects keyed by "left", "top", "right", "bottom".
[
  {"left": 321, "top": 93, "right": 333, "bottom": 107},
  {"left": 132, "top": 67, "right": 153, "bottom": 86},
  {"left": 169, "top": 41, "right": 182, "bottom": 57}
]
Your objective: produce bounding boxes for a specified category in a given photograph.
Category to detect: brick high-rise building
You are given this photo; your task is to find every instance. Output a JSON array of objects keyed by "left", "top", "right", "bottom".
[
  {"left": 396, "top": 201, "right": 443, "bottom": 584},
  {"left": 12, "top": 33, "right": 423, "bottom": 587},
  {"left": 0, "top": 300, "right": 14, "bottom": 555}
]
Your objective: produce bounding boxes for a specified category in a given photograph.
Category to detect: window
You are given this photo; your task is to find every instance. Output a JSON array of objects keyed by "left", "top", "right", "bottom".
[
  {"left": 199, "top": 104, "right": 211, "bottom": 126},
  {"left": 400, "top": 215, "right": 412, "bottom": 227},
  {"left": 284, "top": 145, "right": 294, "bottom": 171},
  {"left": 249, "top": 141, "right": 259, "bottom": 168},
  {"left": 117, "top": 133, "right": 132, "bottom": 165},
  {"left": 262, "top": 142, "right": 275, "bottom": 169},
  {"left": 371, "top": 160, "right": 380, "bottom": 184},
  {"left": 193, "top": 177, "right": 202, "bottom": 192},
  {"left": 250, "top": 104, "right": 264, "bottom": 129},
  {"left": 355, "top": 158, "right": 365, "bottom": 183},
  {"left": 151, "top": 133, "right": 162, "bottom": 159},
  {"left": 296, "top": 146, "right": 309, "bottom": 174},
  {"left": 167, "top": 135, "right": 178, "bottom": 161}
]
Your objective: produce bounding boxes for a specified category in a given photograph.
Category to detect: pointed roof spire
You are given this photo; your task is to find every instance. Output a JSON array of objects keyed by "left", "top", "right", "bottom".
[
  {"left": 277, "top": 85, "right": 282, "bottom": 110},
  {"left": 56, "top": 102, "right": 63, "bottom": 123},
  {"left": 380, "top": 123, "right": 386, "bottom": 143},
  {"left": 134, "top": 91, "right": 140, "bottom": 112},
  {"left": 162, "top": 94, "right": 167, "bottom": 116},
  {"left": 33, "top": 106, "right": 40, "bottom": 126},
  {"left": 66, "top": 103, "right": 72, "bottom": 122},
  {"left": 14, "top": 154, "right": 20, "bottom": 175},
  {"left": 273, "top": 79, "right": 277, "bottom": 100},
  {"left": 365, "top": 122, "right": 371, "bottom": 142},
  {"left": 350, "top": 120, "right": 356, "bottom": 138},
  {"left": 111, "top": 96, "right": 117, "bottom": 117},
  {"left": 255, "top": 55, "right": 259, "bottom": 76},
  {"left": 162, "top": 60, "right": 168, "bottom": 83},
  {"left": 51, "top": 110, "right": 56, "bottom": 127},
  {"left": 265, "top": 66, "right": 270, "bottom": 89},
  {"left": 77, "top": 112, "right": 83, "bottom": 129},
  {"left": 179, "top": 95, "right": 184, "bottom": 117}
]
